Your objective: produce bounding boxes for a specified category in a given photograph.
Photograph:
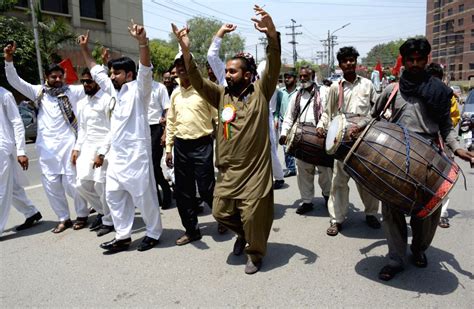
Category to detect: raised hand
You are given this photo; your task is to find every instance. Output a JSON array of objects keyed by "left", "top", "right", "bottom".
[
  {"left": 171, "top": 23, "right": 190, "bottom": 52},
  {"left": 128, "top": 19, "right": 147, "bottom": 44},
  {"left": 77, "top": 30, "right": 89, "bottom": 48},
  {"left": 217, "top": 23, "right": 237, "bottom": 38},
  {"left": 3, "top": 41, "right": 16, "bottom": 62},
  {"left": 251, "top": 5, "right": 276, "bottom": 37},
  {"left": 17, "top": 155, "right": 28, "bottom": 171}
]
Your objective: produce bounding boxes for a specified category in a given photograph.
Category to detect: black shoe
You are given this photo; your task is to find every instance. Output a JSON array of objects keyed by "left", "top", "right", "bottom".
[
  {"left": 195, "top": 205, "right": 204, "bottom": 214},
  {"left": 366, "top": 215, "right": 381, "bottom": 229},
  {"left": 96, "top": 224, "right": 114, "bottom": 237},
  {"left": 100, "top": 238, "right": 131, "bottom": 253},
  {"left": 284, "top": 170, "right": 296, "bottom": 178},
  {"left": 137, "top": 236, "right": 159, "bottom": 252},
  {"left": 296, "top": 203, "right": 313, "bottom": 215},
  {"left": 16, "top": 212, "right": 42, "bottom": 231},
  {"left": 233, "top": 236, "right": 246, "bottom": 256},
  {"left": 245, "top": 258, "right": 262, "bottom": 275},
  {"left": 89, "top": 214, "right": 103, "bottom": 231},
  {"left": 323, "top": 195, "right": 329, "bottom": 208},
  {"left": 412, "top": 252, "right": 428, "bottom": 268},
  {"left": 161, "top": 199, "right": 172, "bottom": 210},
  {"left": 273, "top": 179, "right": 285, "bottom": 190}
]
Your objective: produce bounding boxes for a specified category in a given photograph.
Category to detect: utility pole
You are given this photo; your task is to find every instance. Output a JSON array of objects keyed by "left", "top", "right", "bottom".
[
  {"left": 30, "top": 0, "right": 44, "bottom": 85},
  {"left": 285, "top": 19, "right": 302, "bottom": 68}
]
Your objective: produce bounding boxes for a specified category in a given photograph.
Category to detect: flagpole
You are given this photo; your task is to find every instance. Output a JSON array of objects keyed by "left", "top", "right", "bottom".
[{"left": 30, "top": 0, "right": 44, "bottom": 85}]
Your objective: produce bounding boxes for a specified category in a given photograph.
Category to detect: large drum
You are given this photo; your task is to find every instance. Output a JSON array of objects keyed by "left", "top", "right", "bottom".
[
  {"left": 326, "top": 113, "right": 368, "bottom": 161},
  {"left": 342, "top": 119, "right": 459, "bottom": 219},
  {"left": 286, "top": 123, "right": 334, "bottom": 167}
]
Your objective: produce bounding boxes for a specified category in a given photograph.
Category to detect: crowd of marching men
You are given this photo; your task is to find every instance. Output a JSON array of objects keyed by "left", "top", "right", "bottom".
[{"left": 1, "top": 5, "right": 473, "bottom": 278}]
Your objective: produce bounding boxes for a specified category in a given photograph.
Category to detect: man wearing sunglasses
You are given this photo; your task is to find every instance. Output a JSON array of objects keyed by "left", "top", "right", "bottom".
[{"left": 71, "top": 69, "right": 114, "bottom": 237}]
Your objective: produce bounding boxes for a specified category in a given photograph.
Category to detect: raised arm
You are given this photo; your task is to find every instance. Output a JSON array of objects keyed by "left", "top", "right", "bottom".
[
  {"left": 4, "top": 42, "right": 42, "bottom": 102},
  {"left": 172, "top": 23, "right": 222, "bottom": 108},
  {"left": 129, "top": 20, "right": 152, "bottom": 106},
  {"left": 251, "top": 5, "right": 281, "bottom": 102},
  {"left": 207, "top": 24, "right": 236, "bottom": 86}
]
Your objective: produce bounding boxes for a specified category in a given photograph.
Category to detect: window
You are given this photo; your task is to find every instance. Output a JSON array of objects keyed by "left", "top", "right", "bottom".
[
  {"left": 471, "top": 29, "right": 474, "bottom": 37},
  {"left": 433, "top": 38, "right": 440, "bottom": 45},
  {"left": 434, "top": 13, "right": 440, "bottom": 21},
  {"left": 472, "top": 15, "right": 474, "bottom": 23},
  {"left": 80, "top": 0, "right": 104, "bottom": 20},
  {"left": 459, "top": 4, "right": 464, "bottom": 13},
  {"left": 470, "top": 63, "right": 474, "bottom": 70},
  {"left": 447, "top": 8, "right": 453, "bottom": 16},
  {"left": 458, "top": 18, "right": 464, "bottom": 27},
  {"left": 41, "top": 0, "right": 68, "bottom": 14},
  {"left": 458, "top": 64, "right": 463, "bottom": 71},
  {"left": 432, "top": 50, "right": 439, "bottom": 58},
  {"left": 471, "top": 43, "right": 474, "bottom": 51},
  {"left": 433, "top": 25, "right": 440, "bottom": 33},
  {"left": 449, "top": 64, "right": 455, "bottom": 72}
]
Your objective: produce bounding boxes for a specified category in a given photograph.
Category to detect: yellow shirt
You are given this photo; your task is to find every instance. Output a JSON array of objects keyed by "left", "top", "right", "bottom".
[
  {"left": 450, "top": 95, "right": 460, "bottom": 127},
  {"left": 165, "top": 83, "right": 218, "bottom": 152}
]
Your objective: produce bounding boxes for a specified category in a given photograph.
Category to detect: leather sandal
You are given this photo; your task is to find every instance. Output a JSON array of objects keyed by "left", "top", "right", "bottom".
[
  {"left": 378, "top": 265, "right": 404, "bottom": 281},
  {"left": 73, "top": 217, "right": 88, "bottom": 230},
  {"left": 52, "top": 219, "right": 73, "bottom": 233},
  {"left": 326, "top": 222, "right": 341, "bottom": 236},
  {"left": 438, "top": 217, "right": 450, "bottom": 228}
]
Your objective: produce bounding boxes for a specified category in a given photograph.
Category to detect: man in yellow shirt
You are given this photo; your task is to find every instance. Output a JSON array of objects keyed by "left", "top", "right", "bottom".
[{"left": 166, "top": 54, "right": 218, "bottom": 246}]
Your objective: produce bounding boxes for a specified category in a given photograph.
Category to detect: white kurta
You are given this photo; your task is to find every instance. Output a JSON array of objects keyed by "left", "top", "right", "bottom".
[
  {"left": 91, "top": 64, "right": 154, "bottom": 197},
  {"left": 74, "top": 89, "right": 112, "bottom": 183},
  {"left": 5, "top": 62, "right": 85, "bottom": 176},
  {"left": 0, "top": 87, "right": 27, "bottom": 234},
  {"left": 148, "top": 81, "right": 170, "bottom": 125}
]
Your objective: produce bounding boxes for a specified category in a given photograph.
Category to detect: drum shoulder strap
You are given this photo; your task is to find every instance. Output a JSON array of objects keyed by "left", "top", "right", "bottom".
[
  {"left": 380, "top": 83, "right": 399, "bottom": 119},
  {"left": 292, "top": 87, "right": 315, "bottom": 127},
  {"left": 338, "top": 80, "right": 344, "bottom": 111}
]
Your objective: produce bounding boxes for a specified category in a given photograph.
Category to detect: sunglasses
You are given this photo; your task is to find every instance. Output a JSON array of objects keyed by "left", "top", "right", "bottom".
[{"left": 80, "top": 79, "right": 94, "bottom": 84}]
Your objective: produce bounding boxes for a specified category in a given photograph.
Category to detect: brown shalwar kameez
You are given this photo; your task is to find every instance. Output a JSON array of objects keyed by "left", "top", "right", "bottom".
[{"left": 187, "top": 35, "right": 281, "bottom": 263}]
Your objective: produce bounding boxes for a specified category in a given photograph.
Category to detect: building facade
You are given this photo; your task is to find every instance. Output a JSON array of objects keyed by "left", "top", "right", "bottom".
[
  {"left": 426, "top": 0, "right": 474, "bottom": 81},
  {"left": 7, "top": 0, "right": 144, "bottom": 66}
]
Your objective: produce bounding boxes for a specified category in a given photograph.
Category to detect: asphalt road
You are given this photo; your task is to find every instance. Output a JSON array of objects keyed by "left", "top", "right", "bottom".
[{"left": 1, "top": 142, "right": 473, "bottom": 308}]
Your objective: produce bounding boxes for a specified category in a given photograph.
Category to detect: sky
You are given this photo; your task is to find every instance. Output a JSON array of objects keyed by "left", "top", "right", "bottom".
[{"left": 142, "top": 0, "right": 427, "bottom": 66}]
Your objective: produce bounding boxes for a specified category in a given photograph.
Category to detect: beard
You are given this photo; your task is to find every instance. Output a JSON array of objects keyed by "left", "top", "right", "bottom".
[
  {"left": 300, "top": 80, "right": 313, "bottom": 89},
  {"left": 84, "top": 86, "right": 99, "bottom": 96},
  {"left": 112, "top": 79, "right": 122, "bottom": 90}
]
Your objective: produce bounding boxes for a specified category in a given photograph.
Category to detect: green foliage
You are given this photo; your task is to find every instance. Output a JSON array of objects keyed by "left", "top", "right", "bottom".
[
  {"left": 149, "top": 39, "right": 178, "bottom": 76},
  {"left": 0, "top": 0, "right": 18, "bottom": 13},
  {"left": 169, "top": 17, "right": 245, "bottom": 66},
  {"left": 362, "top": 39, "right": 405, "bottom": 68},
  {"left": 33, "top": 2, "right": 76, "bottom": 64},
  {"left": 0, "top": 15, "right": 39, "bottom": 91}
]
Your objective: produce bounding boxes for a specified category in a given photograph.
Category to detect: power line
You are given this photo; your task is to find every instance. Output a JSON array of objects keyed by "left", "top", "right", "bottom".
[{"left": 285, "top": 19, "right": 302, "bottom": 68}]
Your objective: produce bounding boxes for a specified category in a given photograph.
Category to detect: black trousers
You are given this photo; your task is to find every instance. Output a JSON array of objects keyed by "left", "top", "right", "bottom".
[
  {"left": 150, "top": 124, "right": 172, "bottom": 205},
  {"left": 174, "top": 135, "right": 215, "bottom": 235}
]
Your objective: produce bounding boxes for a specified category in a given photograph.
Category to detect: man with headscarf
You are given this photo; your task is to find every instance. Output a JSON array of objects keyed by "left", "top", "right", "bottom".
[
  {"left": 371, "top": 38, "right": 474, "bottom": 281},
  {"left": 4, "top": 44, "right": 88, "bottom": 233},
  {"left": 172, "top": 4, "right": 280, "bottom": 274}
]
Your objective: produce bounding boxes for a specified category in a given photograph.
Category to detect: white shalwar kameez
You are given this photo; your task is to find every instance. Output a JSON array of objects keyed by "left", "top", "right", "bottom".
[
  {"left": 74, "top": 89, "right": 113, "bottom": 226},
  {"left": 5, "top": 62, "right": 88, "bottom": 221},
  {"left": 0, "top": 87, "right": 35, "bottom": 234},
  {"left": 90, "top": 63, "right": 162, "bottom": 241}
]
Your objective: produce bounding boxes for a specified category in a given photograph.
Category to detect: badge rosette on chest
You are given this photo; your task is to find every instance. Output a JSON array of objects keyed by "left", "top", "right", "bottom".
[{"left": 221, "top": 104, "right": 236, "bottom": 140}]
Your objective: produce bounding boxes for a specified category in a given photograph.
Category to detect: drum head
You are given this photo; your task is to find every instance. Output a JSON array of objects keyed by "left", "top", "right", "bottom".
[{"left": 326, "top": 114, "right": 345, "bottom": 154}]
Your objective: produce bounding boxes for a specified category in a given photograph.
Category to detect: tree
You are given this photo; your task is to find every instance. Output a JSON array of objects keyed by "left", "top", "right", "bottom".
[
  {"left": 34, "top": 2, "right": 76, "bottom": 64},
  {"left": 0, "top": 0, "right": 19, "bottom": 13},
  {"left": 169, "top": 17, "right": 245, "bottom": 66},
  {"left": 149, "top": 39, "right": 178, "bottom": 77},
  {"left": 0, "top": 15, "right": 39, "bottom": 92},
  {"left": 362, "top": 39, "right": 406, "bottom": 69}
]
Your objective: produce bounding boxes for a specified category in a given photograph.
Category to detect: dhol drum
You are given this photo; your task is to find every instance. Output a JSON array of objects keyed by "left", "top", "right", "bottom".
[
  {"left": 286, "top": 123, "right": 334, "bottom": 167},
  {"left": 326, "top": 113, "right": 369, "bottom": 161},
  {"left": 342, "top": 119, "right": 459, "bottom": 219}
]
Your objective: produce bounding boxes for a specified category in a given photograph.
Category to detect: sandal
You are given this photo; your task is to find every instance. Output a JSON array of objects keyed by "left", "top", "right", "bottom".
[
  {"left": 326, "top": 222, "right": 341, "bottom": 236},
  {"left": 438, "top": 217, "right": 450, "bottom": 228},
  {"left": 73, "top": 217, "right": 88, "bottom": 230},
  {"left": 52, "top": 219, "right": 73, "bottom": 233},
  {"left": 378, "top": 265, "right": 404, "bottom": 281}
]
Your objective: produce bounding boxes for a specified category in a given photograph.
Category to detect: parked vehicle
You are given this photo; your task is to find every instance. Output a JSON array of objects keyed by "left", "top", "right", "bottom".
[
  {"left": 18, "top": 101, "right": 37, "bottom": 142},
  {"left": 459, "top": 90, "right": 474, "bottom": 168}
]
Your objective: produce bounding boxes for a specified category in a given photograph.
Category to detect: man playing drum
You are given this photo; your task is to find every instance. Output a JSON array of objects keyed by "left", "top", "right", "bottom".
[
  {"left": 371, "top": 38, "right": 474, "bottom": 281},
  {"left": 316, "top": 47, "right": 381, "bottom": 236},
  {"left": 280, "top": 66, "right": 332, "bottom": 215}
]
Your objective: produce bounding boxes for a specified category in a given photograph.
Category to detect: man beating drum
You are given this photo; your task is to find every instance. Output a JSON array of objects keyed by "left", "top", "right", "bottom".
[
  {"left": 316, "top": 47, "right": 381, "bottom": 236},
  {"left": 369, "top": 38, "right": 474, "bottom": 281}
]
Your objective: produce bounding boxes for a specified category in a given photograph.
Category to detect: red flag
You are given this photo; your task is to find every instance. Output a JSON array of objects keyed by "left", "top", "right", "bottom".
[
  {"left": 375, "top": 60, "right": 383, "bottom": 81},
  {"left": 392, "top": 55, "right": 403, "bottom": 77},
  {"left": 59, "top": 58, "right": 78, "bottom": 84}
]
